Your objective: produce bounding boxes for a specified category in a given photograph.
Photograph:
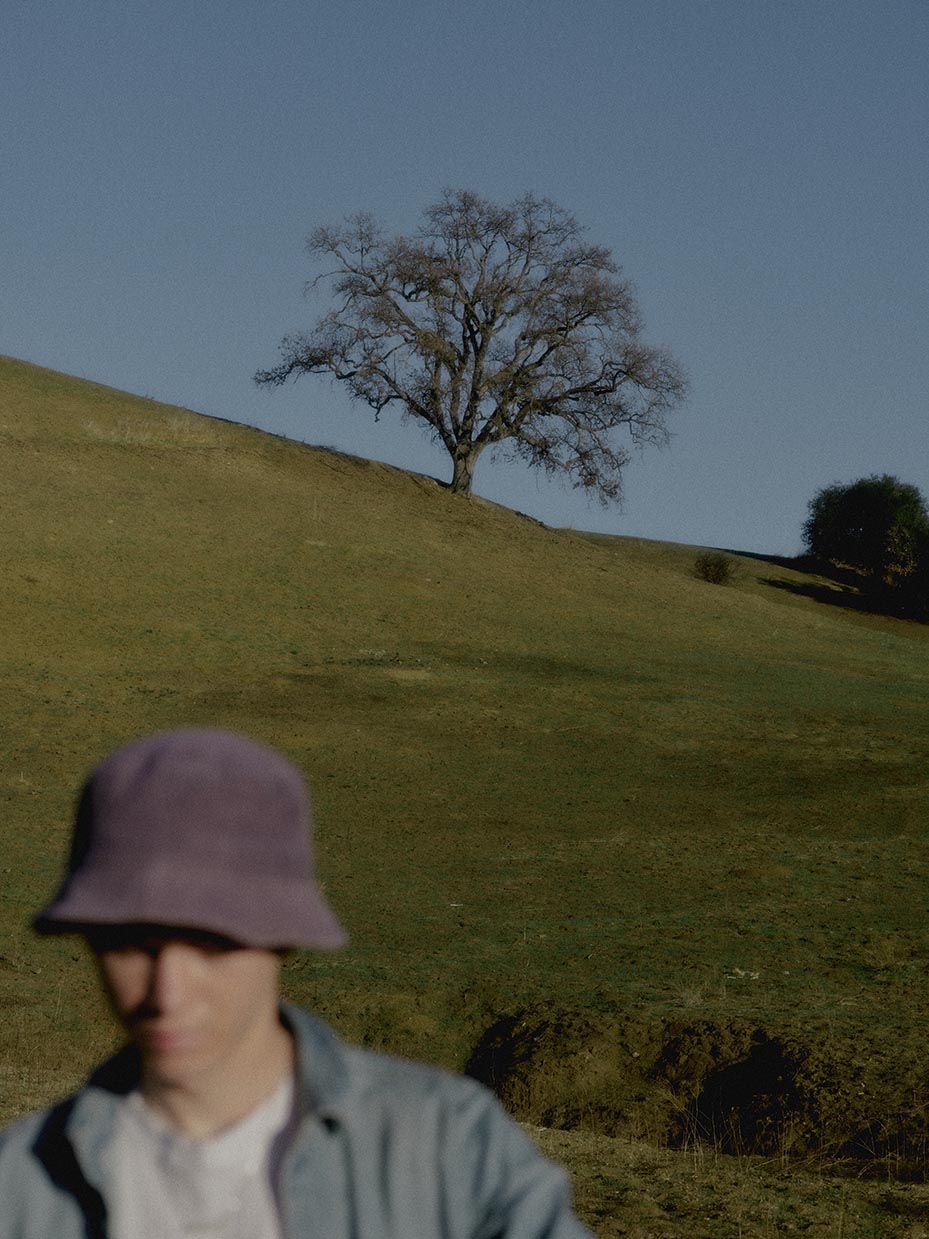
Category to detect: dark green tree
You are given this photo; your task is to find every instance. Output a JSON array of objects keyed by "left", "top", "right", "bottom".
[
  {"left": 802, "top": 474, "right": 929, "bottom": 587},
  {"left": 256, "top": 190, "right": 686, "bottom": 501}
]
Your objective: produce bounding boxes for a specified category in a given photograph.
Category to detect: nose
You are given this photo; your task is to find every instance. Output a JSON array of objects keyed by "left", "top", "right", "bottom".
[{"left": 145, "top": 942, "right": 192, "bottom": 1015}]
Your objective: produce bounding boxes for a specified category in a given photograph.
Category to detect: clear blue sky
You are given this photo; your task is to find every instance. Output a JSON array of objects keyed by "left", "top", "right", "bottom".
[{"left": 4, "top": 0, "right": 927, "bottom": 554}]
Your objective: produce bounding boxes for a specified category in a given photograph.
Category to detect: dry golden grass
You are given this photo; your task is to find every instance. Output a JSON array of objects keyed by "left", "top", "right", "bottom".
[{"left": 534, "top": 1126, "right": 929, "bottom": 1238}]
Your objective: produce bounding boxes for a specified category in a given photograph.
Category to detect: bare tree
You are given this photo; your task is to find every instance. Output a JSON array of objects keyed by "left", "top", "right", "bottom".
[{"left": 256, "top": 190, "right": 686, "bottom": 501}]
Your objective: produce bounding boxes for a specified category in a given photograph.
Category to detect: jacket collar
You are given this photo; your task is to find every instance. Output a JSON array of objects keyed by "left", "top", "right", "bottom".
[{"left": 279, "top": 1001, "right": 353, "bottom": 1122}]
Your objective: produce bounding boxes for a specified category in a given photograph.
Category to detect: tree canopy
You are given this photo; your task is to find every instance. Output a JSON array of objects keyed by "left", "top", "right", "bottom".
[
  {"left": 803, "top": 474, "right": 929, "bottom": 587},
  {"left": 256, "top": 190, "right": 686, "bottom": 500}
]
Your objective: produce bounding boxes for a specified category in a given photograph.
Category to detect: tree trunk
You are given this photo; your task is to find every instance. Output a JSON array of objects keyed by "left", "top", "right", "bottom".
[{"left": 449, "top": 447, "right": 478, "bottom": 495}]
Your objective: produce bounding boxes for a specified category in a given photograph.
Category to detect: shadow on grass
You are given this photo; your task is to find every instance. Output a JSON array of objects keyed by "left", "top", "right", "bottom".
[
  {"left": 720, "top": 550, "right": 928, "bottom": 625},
  {"left": 764, "top": 577, "right": 927, "bottom": 623}
]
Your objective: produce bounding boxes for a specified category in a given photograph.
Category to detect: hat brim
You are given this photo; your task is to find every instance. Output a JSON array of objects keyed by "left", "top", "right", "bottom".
[{"left": 33, "top": 860, "right": 348, "bottom": 950}]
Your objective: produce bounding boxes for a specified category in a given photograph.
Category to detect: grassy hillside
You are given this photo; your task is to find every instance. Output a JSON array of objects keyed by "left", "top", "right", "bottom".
[{"left": 3, "top": 355, "right": 929, "bottom": 1230}]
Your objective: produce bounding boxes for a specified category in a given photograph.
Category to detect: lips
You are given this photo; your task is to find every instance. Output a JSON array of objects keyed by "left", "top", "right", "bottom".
[{"left": 135, "top": 1026, "right": 201, "bottom": 1055}]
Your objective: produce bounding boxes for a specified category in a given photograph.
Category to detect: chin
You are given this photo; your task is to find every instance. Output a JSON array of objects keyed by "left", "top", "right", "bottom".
[{"left": 138, "top": 1038, "right": 213, "bottom": 1080}]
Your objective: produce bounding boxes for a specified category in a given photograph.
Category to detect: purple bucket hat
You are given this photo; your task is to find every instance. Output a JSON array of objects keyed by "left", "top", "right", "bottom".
[{"left": 34, "top": 729, "right": 348, "bottom": 949}]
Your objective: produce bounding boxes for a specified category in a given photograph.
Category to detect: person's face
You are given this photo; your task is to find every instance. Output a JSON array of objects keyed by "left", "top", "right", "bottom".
[{"left": 89, "top": 926, "right": 284, "bottom": 1091}]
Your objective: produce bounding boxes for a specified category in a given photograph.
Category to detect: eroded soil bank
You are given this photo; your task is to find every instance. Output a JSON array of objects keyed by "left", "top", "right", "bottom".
[{"left": 465, "top": 1006, "right": 929, "bottom": 1178}]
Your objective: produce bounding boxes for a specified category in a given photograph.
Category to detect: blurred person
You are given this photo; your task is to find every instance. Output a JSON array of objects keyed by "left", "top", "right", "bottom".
[{"left": 0, "top": 728, "right": 590, "bottom": 1238}]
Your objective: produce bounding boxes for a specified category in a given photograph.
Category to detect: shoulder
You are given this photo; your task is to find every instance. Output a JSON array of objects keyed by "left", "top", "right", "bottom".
[
  {"left": 339, "top": 1039, "right": 510, "bottom": 1132},
  {"left": 0, "top": 1098, "right": 70, "bottom": 1162},
  {"left": 0, "top": 1046, "right": 135, "bottom": 1165},
  {"left": 283, "top": 1004, "right": 592, "bottom": 1236},
  {"left": 287, "top": 1002, "right": 497, "bottom": 1115},
  {"left": 288, "top": 1007, "right": 572, "bottom": 1179},
  {"left": 344, "top": 1039, "right": 483, "bottom": 1098},
  {"left": 339, "top": 1044, "right": 590, "bottom": 1236},
  {"left": 0, "top": 1096, "right": 83, "bottom": 1221},
  {"left": 0, "top": 1107, "right": 46, "bottom": 1159}
]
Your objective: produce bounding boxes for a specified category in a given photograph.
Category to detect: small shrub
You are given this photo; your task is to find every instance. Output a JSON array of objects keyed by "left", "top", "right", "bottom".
[{"left": 694, "top": 552, "right": 734, "bottom": 586}]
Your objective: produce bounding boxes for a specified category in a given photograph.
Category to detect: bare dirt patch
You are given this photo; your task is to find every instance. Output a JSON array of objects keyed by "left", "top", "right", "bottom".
[{"left": 466, "top": 1006, "right": 929, "bottom": 1178}]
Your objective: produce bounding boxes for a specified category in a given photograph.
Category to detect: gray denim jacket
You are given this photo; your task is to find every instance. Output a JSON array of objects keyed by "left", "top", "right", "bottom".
[{"left": 0, "top": 1004, "right": 592, "bottom": 1238}]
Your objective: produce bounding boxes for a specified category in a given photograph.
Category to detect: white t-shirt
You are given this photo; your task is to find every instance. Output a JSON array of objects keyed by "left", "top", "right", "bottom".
[{"left": 105, "top": 1077, "right": 295, "bottom": 1239}]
